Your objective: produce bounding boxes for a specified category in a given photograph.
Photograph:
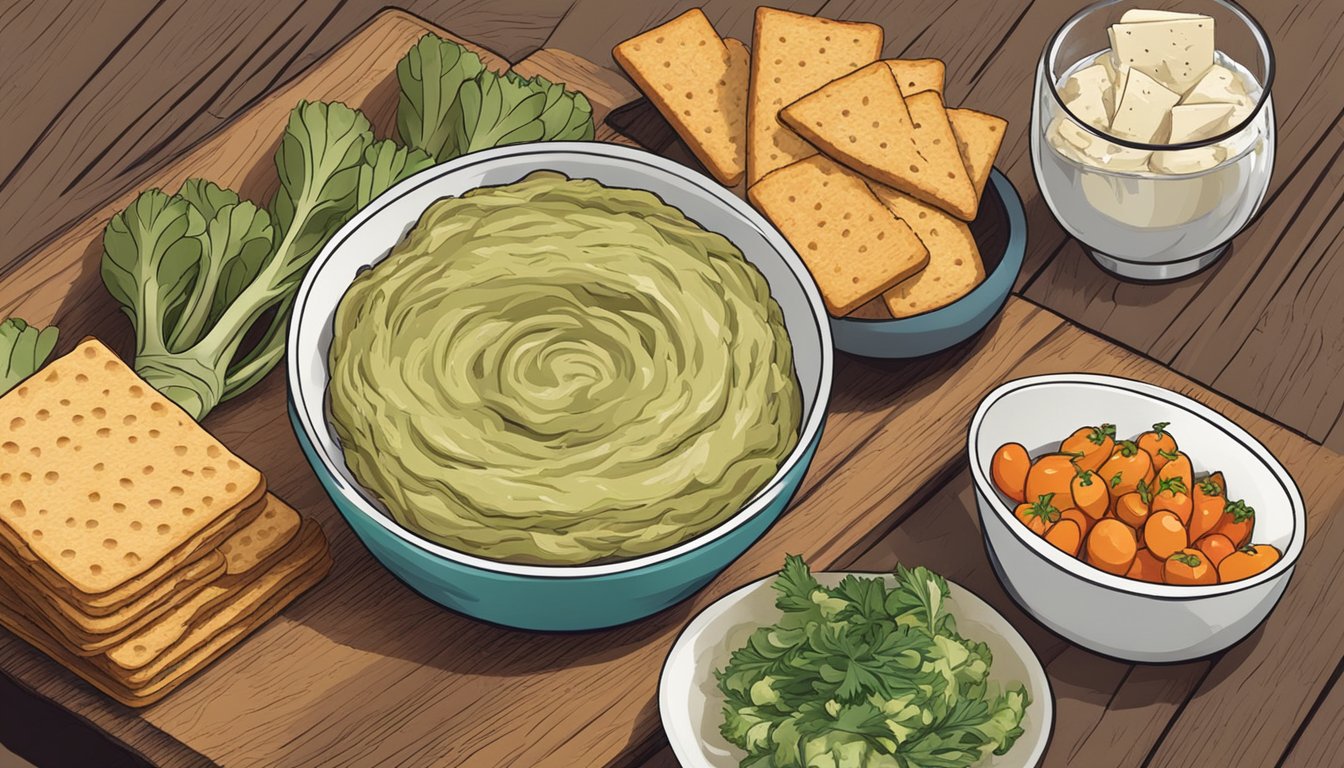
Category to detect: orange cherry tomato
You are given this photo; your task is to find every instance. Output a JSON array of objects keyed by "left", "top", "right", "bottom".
[
  {"left": 1025, "top": 454, "right": 1079, "bottom": 508},
  {"left": 1136, "top": 422, "right": 1178, "bottom": 471},
  {"left": 1070, "top": 467, "right": 1109, "bottom": 521},
  {"left": 1189, "top": 472, "right": 1226, "bottom": 541},
  {"left": 1086, "top": 518, "right": 1137, "bottom": 575},
  {"left": 1164, "top": 548, "right": 1217, "bottom": 585},
  {"left": 1014, "top": 493, "right": 1061, "bottom": 536},
  {"left": 1046, "top": 519, "right": 1083, "bottom": 556},
  {"left": 1157, "top": 450, "right": 1193, "bottom": 493},
  {"left": 1212, "top": 499, "right": 1255, "bottom": 548},
  {"left": 1113, "top": 482, "right": 1152, "bottom": 530},
  {"left": 1061, "top": 423, "right": 1116, "bottom": 473},
  {"left": 1125, "top": 549, "right": 1165, "bottom": 583},
  {"left": 1099, "top": 441, "right": 1155, "bottom": 497},
  {"left": 1151, "top": 476, "right": 1192, "bottom": 526},
  {"left": 1218, "top": 544, "right": 1281, "bottom": 583},
  {"left": 1143, "top": 510, "right": 1189, "bottom": 560},
  {"left": 991, "top": 442, "right": 1031, "bottom": 503},
  {"left": 1194, "top": 533, "right": 1236, "bottom": 569},
  {"left": 1059, "top": 507, "right": 1094, "bottom": 538}
]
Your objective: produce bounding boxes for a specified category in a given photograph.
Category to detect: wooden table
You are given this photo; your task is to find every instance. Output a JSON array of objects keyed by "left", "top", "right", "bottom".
[{"left": 2, "top": 1, "right": 1343, "bottom": 766}]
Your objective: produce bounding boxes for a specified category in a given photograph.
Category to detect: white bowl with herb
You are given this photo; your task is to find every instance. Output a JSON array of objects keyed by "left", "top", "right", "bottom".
[{"left": 660, "top": 558, "right": 1052, "bottom": 768}]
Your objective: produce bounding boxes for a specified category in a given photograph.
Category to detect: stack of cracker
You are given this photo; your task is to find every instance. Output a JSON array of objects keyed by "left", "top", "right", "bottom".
[
  {"left": 614, "top": 7, "right": 1009, "bottom": 319},
  {"left": 0, "top": 338, "right": 330, "bottom": 707}
]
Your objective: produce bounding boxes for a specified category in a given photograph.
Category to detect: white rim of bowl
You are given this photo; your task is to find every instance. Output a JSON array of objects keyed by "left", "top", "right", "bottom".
[
  {"left": 287, "top": 142, "right": 834, "bottom": 579},
  {"left": 968, "top": 373, "right": 1305, "bottom": 599}
]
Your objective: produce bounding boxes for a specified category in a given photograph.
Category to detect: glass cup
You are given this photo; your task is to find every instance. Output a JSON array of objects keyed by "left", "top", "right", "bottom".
[{"left": 1031, "top": 0, "right": 1275, "bottom": 281}]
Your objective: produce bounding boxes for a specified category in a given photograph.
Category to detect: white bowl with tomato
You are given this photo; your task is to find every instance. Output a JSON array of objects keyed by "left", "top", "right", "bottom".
[{"left": 967, "top": 374, "right": 1305, "bottom": 662}]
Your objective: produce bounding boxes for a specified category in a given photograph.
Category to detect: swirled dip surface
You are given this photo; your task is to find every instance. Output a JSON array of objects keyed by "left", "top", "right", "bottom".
[{"left": 328, "top": 171, "right": 801, "bottom": 565}]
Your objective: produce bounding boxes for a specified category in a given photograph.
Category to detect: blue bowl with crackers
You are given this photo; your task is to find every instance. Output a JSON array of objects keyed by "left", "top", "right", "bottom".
[
  {"left": 828, "top": 169, "right": 1026, "bottom": 359},
  {"left": 723, "top": 51, "right": 1024, "bottom": 359},
  {"left": 610, "top": 9, "right": 1023, "bottom": 359}
]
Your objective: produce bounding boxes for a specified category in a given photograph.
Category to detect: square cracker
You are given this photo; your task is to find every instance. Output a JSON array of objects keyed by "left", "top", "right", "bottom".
[
  {"left": 780, "top": 63, "right": 979, "bottom": 220},
  {"left": 749, "top": 156, "right": 929, "bottom": 316},
  {"left": 0, "top": 339, "right": 263, "bottom": 596},
  {"left": 0, "top": 548, "right": 226, "bottom": 653},
  {"left": 103, "top": 495, "right": 304, "bottom": 675},
  {"left": 948, "top": 108, "right": 1007, "bottom": 207},
  {"left": 747, "top": 7, "right": 882, "bottom": 186},
  {"left": 613, "top": 10, "right": 749, "bottom": 186},
  {"left": 871, "top": 184, "right": 986, "bottom": 318},
  {"left": 0, "top": 520, "right": 329, "bottom": 707},
  {"left": 2, "top": 485, "right": 263, "bottom": 615},
  {"left": 1, "top": 493, "right": 293, "bottom": 655}
]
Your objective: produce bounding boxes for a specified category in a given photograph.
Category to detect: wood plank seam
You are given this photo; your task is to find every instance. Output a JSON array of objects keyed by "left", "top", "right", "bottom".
[
  {"left": 1274, "top": 652, "right": 1344, "bottom": 767},
  {"left": 1014, "top": 299, "right": 1327, "bottom": 447}
]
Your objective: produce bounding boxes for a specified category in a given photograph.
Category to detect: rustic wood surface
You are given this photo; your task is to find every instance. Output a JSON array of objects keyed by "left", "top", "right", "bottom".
[{"left": 2, "top": 1, "right": 1343, "bottom": 766}]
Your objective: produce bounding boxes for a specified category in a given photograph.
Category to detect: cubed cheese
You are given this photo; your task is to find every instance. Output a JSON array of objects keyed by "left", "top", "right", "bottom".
[
  {"left": 1064, "top": 89, "right": 1113, "bottom": 131},
  {"left": 1110, "top": 69, "right": 1181, "bottom": 143},
  {"left": 1110, "top": 16, "right": 1215, "bottom": 93},
  {"left": 1061, "top": 63, "right": 1117, "bottom": 122},
  {"left": 1182, "top": 64, "right": 1251, "bottom": 106},
  {"left": 1168, "top": 103, "right": 1234, "bottom": 142}
]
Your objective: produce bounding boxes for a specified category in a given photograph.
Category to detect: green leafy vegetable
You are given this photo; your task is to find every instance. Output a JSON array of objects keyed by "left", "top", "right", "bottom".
[
  {"left": 103, "top": 101, "right": 372, "bottom": 419},
  {"left": 0, "top": 318, "right": 58, "bottom": 395},
  {"left": 529, "top": 73, "right": 595, "bottom": 142},
  {"left": 452, "top": 71, "right": 548, "bottom": 154},
  {"left": 101, "top": 34, "right": 594, "bottom": 419},
  {"left": 397, "top": 34, "right": 594, "bottom": 161},
  {"left": 396, "top": 34, "right": 485, "bottom": 161},
  {"left": 356, "top": 140, "right": 436, "bottom": 208},
  {"left": 716, "top": 556, "right": 1029, "bottom": 768}
]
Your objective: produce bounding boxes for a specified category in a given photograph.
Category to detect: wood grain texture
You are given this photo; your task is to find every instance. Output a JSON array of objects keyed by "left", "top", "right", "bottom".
[
  {"left": 0, "top": 0, "right": 572, "bottom": 280},
  {"left": 6, "top": 2, "right": 1344, "bottom": 766}
]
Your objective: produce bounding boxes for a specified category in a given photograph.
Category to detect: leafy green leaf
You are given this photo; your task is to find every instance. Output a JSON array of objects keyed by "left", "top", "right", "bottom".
[
  {"left": 165, "top": 179, "right": 274, "bottom": 351},
  {"left": 356, "top": 140, "right": 436, "bottom": 209},
  {"left": 716, "top": 559, "right": 1030, "bottom": 768},
  {"left": 528, "top": 73, "right": 596, "bottom": 141},
  {"left": 452, "top": 71, "right": 547, "bottom": 154},
  {"left": 0, "top": 318, "right": 58, "bottom": 395},
  {"left": 396, "top": 34, "right": 485, "bottom": 161},
  {"left": 101, "top": 188, "right": 205, "bottom": 356}
]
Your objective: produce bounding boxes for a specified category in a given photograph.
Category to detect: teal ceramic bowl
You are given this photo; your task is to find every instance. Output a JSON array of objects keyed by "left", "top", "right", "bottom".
[
  {"left": 287, "top": 143, "right": 832, "bottom": 631},
  {"left": 830, "top": 170, "right": 1027, "bottom": 358}
]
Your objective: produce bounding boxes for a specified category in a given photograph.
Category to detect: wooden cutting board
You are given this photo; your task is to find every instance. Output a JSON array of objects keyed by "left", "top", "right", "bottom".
[{"left": 3, "top": 10, "right": 1344, "bottom": 768}]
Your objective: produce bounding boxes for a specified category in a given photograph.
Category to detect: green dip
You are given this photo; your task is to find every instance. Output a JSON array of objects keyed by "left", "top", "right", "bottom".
[{"left": 328, "top": 171, "right": 802, "bottom": 565}]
